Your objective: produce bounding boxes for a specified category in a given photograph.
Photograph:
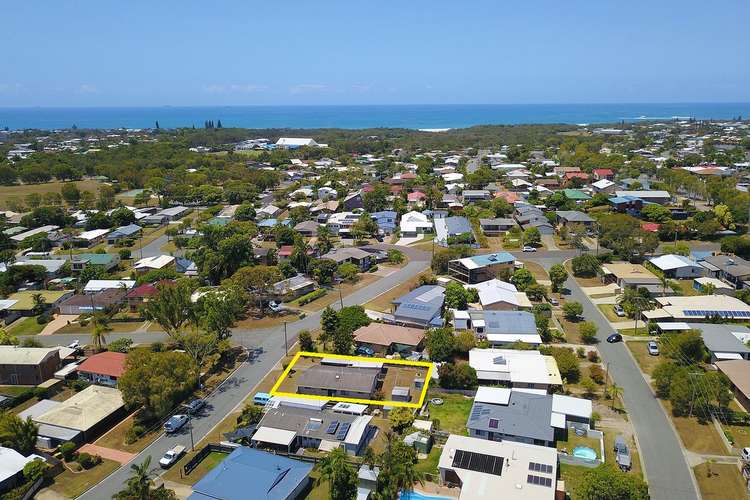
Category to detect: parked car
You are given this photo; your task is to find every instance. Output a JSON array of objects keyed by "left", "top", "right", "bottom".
[
  {"left": 606, "top": 333, "right": 623, "bottom": 343},
  {"left": 268, "top": 301, "right": 284, "bottom": 313},
  {"left": 164, "top": 414, "right": 189, "bottom": 433},
  {"left": 548, "top": 296, "right": 559, "bottom": 306},
  {"left": 522, "top": 246, "right": 537, "bottom": 252},
  {"left": 614, "top": 435, "right": 632, "bottom": 471},
  {"left": 647, "top": 341, "right": 659, "bottom": 356},
  {"left": 613, "top": 305, "right": 626, "bottom": 317},
  {"left": 355, "top": 346, "right": 375, "bottom": 357},
  {"left": 183, "top": 399, "right": 205, "bottom": 415},
  {"left": 159, "top": 445, "right": 186, "bottom": 468},
  {"left": 741, "top": 447, "right": 750, "bottom": 463}
]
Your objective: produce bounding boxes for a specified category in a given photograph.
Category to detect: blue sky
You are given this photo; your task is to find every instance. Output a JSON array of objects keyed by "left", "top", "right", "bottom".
[{"left": 2, "top": 0, "right": 749, "bottom": 106}]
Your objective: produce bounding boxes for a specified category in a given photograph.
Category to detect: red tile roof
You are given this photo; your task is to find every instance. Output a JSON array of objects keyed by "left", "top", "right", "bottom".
[
  {"left": 641, "top": 223, "right": 660, "bottom": 232},
  {"left": 278, "top": 245, "right": 294, "bottom": 257},
  {"left": 592, "top": 169, "right": 614, "bottom": 176},
  {"left": 76, "top": 351, "right": 127, "bottom": 378},
  {"left": 407, "top": 191, "right": 426, "bottom": 201}
]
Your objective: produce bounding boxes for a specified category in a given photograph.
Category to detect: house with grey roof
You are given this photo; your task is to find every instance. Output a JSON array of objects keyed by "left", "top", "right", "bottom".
[
  {"left": 321, "top": 247, "right": 373, "bottom": 271},
  {"left": 479, "top": 218, "right": 516, "bottom": 236},
  {"left": 701, "top": 255, "right": 750, "bottom": 289},
  {"left": 555, "top": 210, "right": 596, "bottom": 229},
  {"left": 296, "top": 364, "right": 379, "bottom": 399},
  {"left": 466, "top": 387, "right": 592, "bottom": 447},
  {"left": 690, "top": 323, "right": 750, "bottom": 362},
  {"left": 106, "top": 224, "right": 142, "bottom": 244},
  {"left": 392, "top": 285, "right": 445, "bottom": 328},
  {"left": 453, "top": 310, "right": 540, "bottom": 346},
  {"left": 462, "top": 190, "right": 491, "bottom": 203},
  {"left": 434, "top": 216, "right": 473, "bottom": 247}
]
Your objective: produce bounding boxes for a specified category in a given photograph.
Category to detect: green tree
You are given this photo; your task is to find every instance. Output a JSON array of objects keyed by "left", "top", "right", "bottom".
[
  {"left": 575, "top": 464, "right": 649, "bottom": 500},
  {"left": 579, "top": 321, "right": 598, "bottom": 344},
  {"left": 425, "top": 327, "right": 456, "bottom": 362},
  {"left": 309, "top": 258, "right": 338, "bottom": 285},
  {"left": 337, "top": 262, "right": 360, "bottom": 282},
  {"left": 562, "top": 301, "right": 583, "bottom": 321},
  {"left": 318, "top": 447, "right": 358, "bottom": 500},
  {"left": 438, "top": 362, "right": 478, "bottom": 389},
  {"left": 571, "top": 254, "right": 601, "bottom": 277},
  {"left": 525, "top": 283, "right": 547, "bottom": 302},
  {"left": 299, "top": 330, "right": 316, "bottom": 352},
  {"left": 143, "top": 281, "right": 195, "bottom": 340},
  {"left": 0, "top": 414, "right": 38, "bottom": 455},
  {"left": 522, "top": 226, "right": 541, "bottom": 247},
  {"left": 662, "top": 330, "right": 705, "bottom": 365},
  {"left": 389, "top": 407, "right": 416, "bottom": 433},
  {"left": 510, "top": 268, "right": 535, "bottom": 291},
  {"left": 549, "top": 263, "right": 568, "bottom": 293},
  {"left": 373, "top": 434, "right": 425, "bottom": 498},
  {"left": 118, "top": 350, "right": 196, "bottom": 419},
  {"left": 320, "top": 307, "right": 339, "bottom": 351},
  {"left": 548, "top": 347, "right": 580, "bottom": 383},
  {"left": 113, "top": 456, "right": 178, "bottom": 500},
  {"left": 444, "top": 281, "right": 469, "bottom": 310}
]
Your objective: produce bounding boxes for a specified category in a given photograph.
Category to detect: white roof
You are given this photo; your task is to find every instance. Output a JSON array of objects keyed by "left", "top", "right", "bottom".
[
  {"left": 486, "top": 333, "right": 543, "bottom": 345},
  {"left": 252, "top": 426, "right": 297, "bottom": 446},
  {"left": 0, "top": 447, "right": 40, "bottom": 483},
  {"left": 694, "top": 277, "right": 733, "bottom": 289},
  {"left": 134, "top": 255, "right": 175, "bottom": 270},
  {"left": 0, "top": 299, "right": 18, "bottom": 311},
  {"left": 0, "top": 346, "right": 61, "bottom": 365},
  {"left": 551, "top": 394, "right": 593, "bottom": 419},
  {"left": 276, "top": 137, "right": 318, "bottom": 147},
  {"left": 469, "top": 348, "right": 562, "bottom": 386},
  {"left": 591, "top": 179, "right": 615, "bottom": 189},
  {"left": 466, "top": 279, "right": 527, "bottom": 308},
  {"left": 77, "top": 228, "right": 110, "bottom": 240},
  {"left": 474, "top": 386, "right": 511, "bottom": 405},
  {"left": 656, "top": 322, "right": 691, "bottom": 331},
  {"left": 615, "top": 190, "right": 671, "bottom": 198},
  {"left": 344, "top": 415, "right": 373, "bottom": 446},
  {"left": 715, "top": 352, "right": 744, "bottom": 360},
  {"left": 332, "top": 402, "right": 368, "bottom": 415},
  {"left": 84, "top": 279, "right": 136, "bottom": 293},
  {"left": 439, "top": 435, "right": 558, "bottom": 500},
  {"left": 34, "top": 385, "right": 124, "bottom": 432},
  {"left": 649, "top": 254, "right": 698, "bottom": 271},
  {"left": 11, "top": 225, "right": 59, "bottom": 242},
  {"left": 550, "top": 412, "right": 567, "bottom": 429}
]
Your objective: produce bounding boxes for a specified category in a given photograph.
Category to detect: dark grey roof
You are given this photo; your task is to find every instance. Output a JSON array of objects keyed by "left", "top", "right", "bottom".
[
  {"left": 467, "top": 391, "right": 554, "bottom": 443},
  {"left": 297, "top": 365, "right": 378, "bottom": 394},
  {"left": 555, "top": 211, "right": 595, "bottom": 223},
  {"left": 479, "top": 218, "right": 515, "bottom": 226},
  {"left": 444, "top": 216, "right": 472, "bottom": 236},
  {"left": 689, "top": 323, "right": 750, "bottom": 355},
  {"left": 258, "top": 406, "right": 362, "bottom": 442},
  {"left": 393, "top": 285, "right": 445, "bottom": 323},
  {"left": 703, "top": 255, "right": 750, "bottom": 278}
]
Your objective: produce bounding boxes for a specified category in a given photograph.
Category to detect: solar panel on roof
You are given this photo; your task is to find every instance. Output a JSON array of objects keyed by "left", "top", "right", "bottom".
[
  {"left": 527, "top": 475, "right": 553, "bottom": 487},
  {"left": 452, "top": 450, "right": 504, "bottom": 476},
  {"left": 326, "top": 421, "right": 340, "bottom": 434},
  {"left": 336, "top": 422, "right": 351, "bottom": 440}
]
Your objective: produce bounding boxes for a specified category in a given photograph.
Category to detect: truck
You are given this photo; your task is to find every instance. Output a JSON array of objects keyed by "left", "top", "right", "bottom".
[{"left": 159, "top": 445, "right": 186, "bottom": 468}]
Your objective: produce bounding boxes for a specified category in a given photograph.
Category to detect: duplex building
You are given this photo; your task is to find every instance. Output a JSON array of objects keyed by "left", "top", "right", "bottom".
[{"left": 296, "top": 364, "right": 379, "bottom": 399}]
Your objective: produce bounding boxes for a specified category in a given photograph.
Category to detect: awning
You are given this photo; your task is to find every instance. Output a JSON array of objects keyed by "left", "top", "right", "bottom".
[
  {"left": 550, "top": 412, "right": 567, "bottom": 429},
  {"left": 251, "top": 426, "right": 297, "bottom": 447},
  {"left": 715, "top": 352, "right": 744, "bottom": 360}
]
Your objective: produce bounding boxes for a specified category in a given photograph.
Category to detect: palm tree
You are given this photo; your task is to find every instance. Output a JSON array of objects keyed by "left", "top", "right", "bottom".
[
  {"left": 90, "top": 313, "right": 111, "bottom": 351},
  {"left": 114, "top": 456, "right": 177, "bottom": 500},
  {"left": 318, "top": 447, "right": 357, "bottom": 500},
  {"left": 0, "top": 415, "right": 38, "bottom": 455},
  {"left": 608, "top": 384, "right": 623, "bottom": 410},
  {"left": 31, "top": 293, "right": 46, "bottom": 316}
]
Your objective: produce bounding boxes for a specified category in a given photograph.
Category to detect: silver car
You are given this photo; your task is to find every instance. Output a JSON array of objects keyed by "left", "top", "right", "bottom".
[{"left": 647, "top": 341, "right": 659, "bottom": 356}]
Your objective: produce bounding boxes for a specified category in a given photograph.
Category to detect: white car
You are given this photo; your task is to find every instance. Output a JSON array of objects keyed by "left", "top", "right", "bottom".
[
  {"left": 613, "top": 305, "right": 626, "bottom": 317},
  {"left": 742, "top": 447, "right": 750, "bottom": 463},
  {"left": 522, "top": 246, "right": 537, "bottom": 252},
  {"left": 647, "top": 341, "right": 659, "bottom": 356},
  {"left": 164, "top": 414, "right": 189, "bottom": 433},
  {"left": 159, "top": 445, "right": 186, "bottom": 468}
]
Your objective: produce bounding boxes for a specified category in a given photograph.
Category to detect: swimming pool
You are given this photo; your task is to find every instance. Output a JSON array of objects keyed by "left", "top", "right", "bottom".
[
  {"left": 400, "top": 491, "right": 454, "bottom": 500},
  {"left": 572, "top": 446, "right": 597, "bottom": 460}
]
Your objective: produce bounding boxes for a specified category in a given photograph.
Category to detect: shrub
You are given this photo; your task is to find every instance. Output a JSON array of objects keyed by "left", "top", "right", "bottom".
[
  {"left": 36, "top": 313, "right": 50, "bottom": 325},
  {"left": 368, "top": 264, "right": 379, "bottom": 273},
  {"left": 76, "top": 452, "right": 101, "bottom": 469},
  {"left": 571, "top": 254, "right": 601, "bottom": 277},
  {"left": 33, "top": 387, "right": 48, "bottom": 399},
  {"left": 438, "top": 363, "right": 478, "bottom": 389},
  {"left": 576, "top": 347, "right": 585, "bottom": 358},
  {"left": 59, "top": 441, "right": 77, "bottom": 461},
  {"left": 69, "top": 379, "right": 89, "bottom": 392},
  {"left": 579, "top": 321, "right": 598, "bottom": 344},
  {"left": 587, "top": 350, "right": 600, "bottom": 363},
  {"left": 589, "top": 365, "right": 605, "bottom": 384},
  {"left": 151, "top": 342, "right": 165, "bottom": 352},
  {"left": 298, "top": 289, "right": 327, "bottom": 306},
  {"left": 108, "top": 337, "right": 133, "bottom": 353},
  {"left": 125, "top": 425, "right": 146, "bottom": 444},
  {"left": 563, "top": 301, "right": 583, "bottom": 321},
  {"left": 118, "top": 248, "right": 132, "bottom": 260},
  {"left": 23, "top": 459, "right": 48, "bottom": 482}
]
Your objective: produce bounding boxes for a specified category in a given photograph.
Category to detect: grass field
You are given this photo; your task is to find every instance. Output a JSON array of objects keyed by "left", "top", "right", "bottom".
[
  {"left": 597, "top": 304, "right": 623, "bottom": 323},
  {"left": 7, "top": 316, "right": 45, "bottom": 336},
  {"left": 426, "top": 391, "right": 473, "bottom": 434},
  {"left": 48, "top": 459, "right": 120, "bottom": 498},
  {"left": 694, "top": 463, "right": 748, "bottom": 500},
  {"left": 662, "top": 401, "right": 729, "bottom": 455},
  {"left": 94, "top": 413, "right": 162, "bottom": 454},
  {"left": 0, "top": 180, "right": 103, "bottom": 209},
  {"left": 414, "top": 447, "right": 441, "bottom": 475}
]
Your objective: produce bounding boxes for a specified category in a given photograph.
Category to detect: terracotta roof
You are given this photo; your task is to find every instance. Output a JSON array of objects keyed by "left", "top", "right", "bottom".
[
  {"left": 76, "top": 351, "right": 127, "bottom": 378},
  {"left": 278, "top": 245, "right": 293, "bottom": 257},
  {"left": 353, "top": 323, "right": 425, "bottom": 348},
  {"left": 716, "top": 360, "right": 750, "bottom": 397},
  {"left": 641, "top": 222, "right": 661, "bottom": 232},
  {"left": 593, "top": 169, "right": 614, "bottom": 175}
]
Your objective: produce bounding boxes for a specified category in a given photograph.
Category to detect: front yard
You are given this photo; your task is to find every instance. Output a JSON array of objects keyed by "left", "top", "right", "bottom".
[
  {"left": 694, "top": 462, "right": 748, "bottom": 500},
  {"left": 47, "top": 458, "right": 120, "bottom": 498},
  {"left": 626, "top": 341, "right": 661, "bottom": 376}
]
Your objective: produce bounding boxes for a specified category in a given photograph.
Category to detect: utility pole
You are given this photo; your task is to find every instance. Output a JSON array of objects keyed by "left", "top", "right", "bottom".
[
  {"left": 189, "top": 419, "right": 195, "bottom": 451},
  {"left": 338, "top": 288, "right": 344, "bottom": 309},
  {"left": 283, "top": 321, "right": 288, "bottom": 356}
]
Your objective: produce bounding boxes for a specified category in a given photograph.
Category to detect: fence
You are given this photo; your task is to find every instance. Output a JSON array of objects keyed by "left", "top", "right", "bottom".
[{"left": 183, "top": 443, "right": 237, "bottom": 476}]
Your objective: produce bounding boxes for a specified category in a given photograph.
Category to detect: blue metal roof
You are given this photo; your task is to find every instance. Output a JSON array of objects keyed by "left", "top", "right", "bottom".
[
  {"left": 444, "top": 216, "right": 472, "bottom": 236},
  {"left": 483, "top": 311, "right": 537, "bottom": 335},
  {"left": 189, "top": 447, "right": 312, "bottom": 500},
  {"left": 466, "top": 252, "right": 515, "bottom": 267}
]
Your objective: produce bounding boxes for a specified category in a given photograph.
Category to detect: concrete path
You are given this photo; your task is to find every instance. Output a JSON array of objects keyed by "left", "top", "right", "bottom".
[
  {"left": 39, "top": 314, "right": 79, "bottom": 336},
  {"left": 610, "top": 320, "right": 637, "bottom": 329},
  {"left": 78, "top": 443, "right": 137, "bottom": 465},
  {"left": 395, "top": 235, "right": 423, "bottom": 246},
  {"left": 580, "top": 283, "right": 619, "bottom": 296},
  {"left": 540, "top": 234, "right": 559, "bottom": 251},
  {"left": 591, "top": 296, "right": 617, "bottom": 305}
]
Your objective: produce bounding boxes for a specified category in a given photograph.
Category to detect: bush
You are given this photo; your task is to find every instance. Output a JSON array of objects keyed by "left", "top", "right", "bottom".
[
  {"left": 587, "top": 350, "right": 600, "bottom": 363},
  {"left": 297, "top": 289, "right": 326, "bottom": 306},
  {"left": 69, "top": 379, "right": 88, "bottom": 392},
  {"left": 76, "top": 452, "right": 101, "bottom": 469},
  {"left": 118, "top": 248, "right": 132, "bottom": 260},
  {"left": 108, "top": 337, "right": 133, "bottom": 353},
  {"left": 23, "top": 459, "right": 48, "bottom": 482},
  {"left": 589, "top": 365, "right": 605, "bottom": 384},
  {"left": 368, "top": 264, "right": 379, "bottom": 273},
  {"left": 547, "top": 347, "right": 580, "bottom": 383},
  {"left": 571, "top": 254, "right": 601, "bottom": 277},
  {"left": 59, "top": 441, "right": 77, "bottom": 461},
  {"left": 438, "top": 362, "right": 478, "bottom": 389},
  {"left": 33, "top": 386, "right": 48, "bottom": 399},
  {"left": 36, "top": 313, "right": 50, "bottom": 325},
  {"left": 151, "top": 342, "right": 165, "bottom": 352},
  {"left": 563, "top": 301, "right": 583, "bottom": 321},
  {"left": 579, "top": 321, "right": 598, "bottom": 344},
  {"left": 576, "top": 347, "right": 586, "bottom": 358},
  {"left": 125, "top": 425, "right": 146, "bottom": 444}
]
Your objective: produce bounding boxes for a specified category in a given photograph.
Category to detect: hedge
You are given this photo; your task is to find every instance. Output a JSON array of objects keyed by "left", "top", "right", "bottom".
[{"left": 297, "top": 289, "right": 327, "bottom": 306}]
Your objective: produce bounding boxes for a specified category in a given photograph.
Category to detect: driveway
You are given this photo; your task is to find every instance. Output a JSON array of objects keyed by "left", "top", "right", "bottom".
[
  {"left": 540, "top": 234, "right": 558, "bottom": 251},
  {"left": 39, "top": 314, "right": 79, "bottom": 336}
]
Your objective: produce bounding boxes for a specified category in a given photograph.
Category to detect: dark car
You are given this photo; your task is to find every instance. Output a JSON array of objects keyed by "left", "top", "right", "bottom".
[
  {"left": 606, "top": 333, "right": 623, "bottom": 343},
  {"left": 183, "top": 399, "right": 205, "bottom": 415},
  {"left": 355, "top": 346, "right": 375, "bottom": 357}
]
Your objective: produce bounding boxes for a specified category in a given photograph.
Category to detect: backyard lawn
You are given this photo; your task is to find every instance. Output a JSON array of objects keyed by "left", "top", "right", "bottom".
[
  {"left": 694, "top": 462, "right": 748, "bottom": 500},
  {"left": 556, "top": 432, "right": 601, "bottom": 460},
  {"left": 414, "top": 447, "right": 441, "bottom": 476},
  {"left": 427, "top": 392, "right": 473, "bottom": 434}
]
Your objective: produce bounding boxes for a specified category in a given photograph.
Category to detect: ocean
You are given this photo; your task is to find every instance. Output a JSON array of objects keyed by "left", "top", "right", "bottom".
[{"left": 1, "top": 103, "right": 749, "bottom": 131}]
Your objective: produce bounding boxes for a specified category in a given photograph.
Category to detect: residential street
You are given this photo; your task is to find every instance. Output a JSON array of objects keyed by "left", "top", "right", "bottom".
[{"left": 541, "top": 257, "right": 700, "bottom": 500}]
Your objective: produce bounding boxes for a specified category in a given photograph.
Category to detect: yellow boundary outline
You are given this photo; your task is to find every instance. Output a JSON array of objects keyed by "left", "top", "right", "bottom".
[{"left": 269, "top": 351, "right": 434, "bottom": 409}]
